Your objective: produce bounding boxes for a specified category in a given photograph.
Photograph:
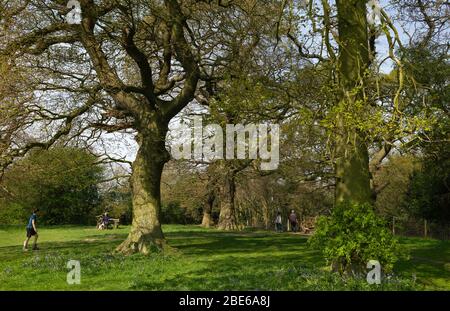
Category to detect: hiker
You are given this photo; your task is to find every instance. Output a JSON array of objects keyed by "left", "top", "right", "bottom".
[
  {"left": 275, "top": 212, "right": 283, "bottom": 232},
  {"left": 23, "top": 209, "right": 39, "bottom": 251},
  {"left": 289, "top": 210, "right": 298, "bottom": 232}
]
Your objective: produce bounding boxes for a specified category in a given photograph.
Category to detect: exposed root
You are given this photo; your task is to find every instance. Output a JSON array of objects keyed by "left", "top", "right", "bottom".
[{"left": 115, "top": 231, "right": 166, "bottom": 255}]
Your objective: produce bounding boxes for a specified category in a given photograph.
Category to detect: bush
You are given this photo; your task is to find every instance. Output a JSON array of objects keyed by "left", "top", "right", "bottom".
[
  {"left": 0, "top": 202, "right": 28, "bottom": 224},
  {"left": 309, "top": 201, "right": 406, "bottom": 274},
  {"left": 161, "top": 201, "right": 200, "bottom": 224},
  {"left": 0, "top": 147, "right": 104, "bottom": 225}
]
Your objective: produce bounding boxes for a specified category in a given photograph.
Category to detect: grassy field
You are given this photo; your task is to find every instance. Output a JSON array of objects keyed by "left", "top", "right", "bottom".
[{"left": 0, "top": 225, "right": 448, "bottom": 290}]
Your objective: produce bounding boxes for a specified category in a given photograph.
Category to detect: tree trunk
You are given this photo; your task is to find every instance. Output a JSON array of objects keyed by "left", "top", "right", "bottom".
[
  {"left": 201, "top": 209, "right": 213, "bottom": 228},
  {"left": 201, "top": 191, "right": 215, "bottom": 228},
  {"left": 116, "top": 128, "right": 170, "bottom": 255},
  {"left": 424, "top": 219, "right": 428, "bottom": 238},
  {"left": 262, "top": 200, "right": 270, "bottom": 230},
  {"left": 335, "top": 0, "right": 373, "bottom": 205},
  {"left": 335, "top": 138, "right": 372, "bottom": 204},
  {"left": 217, "top": 168, "right": 238, "bottom": 230},
  {"left": 201, "top": 165, "right": 219, "bottom": 228}
]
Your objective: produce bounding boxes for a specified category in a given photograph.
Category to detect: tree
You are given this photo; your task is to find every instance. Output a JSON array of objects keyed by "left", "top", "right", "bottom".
[
  {"left": 160, "top": 160, "right": 205, "bottom": 224},
  {"left": 280, "top": 0, "right": 447, "bottom": 205},
  {"left": 374, "top": 155, "right": 419, "bottom": 221},
  {"left": 0, "top": 147, "right": 103, "bottom": 225},
  {"left": 0, "top": 0, "right": 228, "bottom": 254},
  {"left": 100, "top": 184, "right": 133, "bottom": 225},
  {"left": 406, "top": 152, "right": 450, "bottom": 225}
]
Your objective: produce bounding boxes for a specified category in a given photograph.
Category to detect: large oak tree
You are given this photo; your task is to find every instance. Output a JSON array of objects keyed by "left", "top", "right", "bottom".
[{"left": 0, "top": 0, "right": 236, "bottom": 254}]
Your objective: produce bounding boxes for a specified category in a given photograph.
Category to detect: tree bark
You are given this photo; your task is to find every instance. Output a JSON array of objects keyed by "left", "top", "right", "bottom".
[
  {"left": 116, "top": 126, "right": 170, "bottom": 254},
  {"left": 201, "top": 207, "right": 213, "bottom": 228},
  {"left": 334, "top": 0, "right": 373, "bottom": 205},
  {"left": 201, "top": 191, "right": 215, "bottom": 228},
  {"left": 335, "top": 138, "right": 372, "bottom": 204},
  {"left": 201, "top": 165, "right": 219, "bottom": 227},
  {"left": 217, "top": 168, "right": 238, "bottom": 230}
]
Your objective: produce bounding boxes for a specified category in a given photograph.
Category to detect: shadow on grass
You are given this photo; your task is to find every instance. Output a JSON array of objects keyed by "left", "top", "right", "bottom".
[
  {"left": 166, "top": 230, "right": 311, "bottom": 257},
  {"left": 0, "top": 232, "right": 128, "bottom": 262},
  {"left": 395, "top": 238, "right": 450, "bottom": 289},
  {"left": 123, "top": 230, "right": 326, "bottom": 290},
  {"left": 128, "top": 233, "right": 322, "bottom": 290},
  {"left": 1, "top": 228, "right": 448, "bottom": 290}
]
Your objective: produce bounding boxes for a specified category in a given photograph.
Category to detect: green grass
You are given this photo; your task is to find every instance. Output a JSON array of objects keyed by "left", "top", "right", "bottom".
[{"left": 0, "top": 225, "right": 448, "bottom": 290}]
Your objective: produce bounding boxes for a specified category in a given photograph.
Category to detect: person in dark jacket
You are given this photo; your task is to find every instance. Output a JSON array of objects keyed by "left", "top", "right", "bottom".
[{"left": 289, "top": 210, "right": 298, "bottom": 232}]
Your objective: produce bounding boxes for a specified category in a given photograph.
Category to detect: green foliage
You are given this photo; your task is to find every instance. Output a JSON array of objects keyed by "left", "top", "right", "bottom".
[
  {"left": 402, "top": 45, "right": 449, "bottom": 109},
  {"left": 161, "top": 202, "right": 200, "bottom": 224},
  {"left": 400, "top": 44, "right": 450, "bottom": 225},
  {"left": 0, "top": 202, "right": 28, "bottom": 225},
  {"left": 309, "top": 201, "right": 406, "bottom": 274},
  {"left": 100, "top": 186, "right": 132, "bottom": 225},
  {"left": 406, "top": 153, "right": 450, "bottom": 225},
  {"left": 161, "top": 202, "right": 185, "bottom": 224},
  {"left": 0, "top": 147, "right": 104, "bottom": 225},
  {"left": 374, "top": 155, "right": 420, "bottom": 219}
]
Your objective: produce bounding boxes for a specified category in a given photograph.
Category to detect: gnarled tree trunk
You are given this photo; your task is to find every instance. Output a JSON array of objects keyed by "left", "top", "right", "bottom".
[
  {"left": 201, "top": 192, "right": 215, "bottom": 228},
  {"left": 116, "top": 127, "right": 170, "bottom": 254},
  {"left": 217, "top": 169, "right": 238, "bottom": 230},
  {"left": 201, "top": 165, "right": 219, "bottom": 227}
]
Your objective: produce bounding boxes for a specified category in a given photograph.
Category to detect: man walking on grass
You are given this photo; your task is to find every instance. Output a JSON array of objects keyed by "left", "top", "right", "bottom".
[{"left": 23, "top": 209, "right": 39, "bottom": 251}]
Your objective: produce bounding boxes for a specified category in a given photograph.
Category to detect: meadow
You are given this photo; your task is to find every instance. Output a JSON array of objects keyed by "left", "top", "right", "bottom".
[{"left": 0, "top": 225, "right": 448, "bottom": 290}]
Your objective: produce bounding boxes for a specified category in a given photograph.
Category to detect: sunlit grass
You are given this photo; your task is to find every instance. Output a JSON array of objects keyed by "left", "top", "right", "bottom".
[{"left": 0, "top": 225, "right": 448, "bottom": 290}]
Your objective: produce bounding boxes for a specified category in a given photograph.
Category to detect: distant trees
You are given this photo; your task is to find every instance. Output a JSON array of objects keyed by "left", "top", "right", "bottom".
[
  {"left": 0, "top": 147, "right": 103, "bottom": 225},
  {"left": 393, "top": 23, "right": 449, "bottom": 234},
  {"left": 406, "top": 147, "right": 450, "bottom": 226},
  {"left": 374, "top": 156, "right": 419, "bottom": 221},
  {"left": 100, "top": 185, "right": 133, "bottom": 225},
  {"left": 161, "top": 161, "right": 205, "bottom": 224}
]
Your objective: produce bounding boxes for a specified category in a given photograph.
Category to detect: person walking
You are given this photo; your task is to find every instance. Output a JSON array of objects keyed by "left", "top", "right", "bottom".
[{"left": 23, "top": 209, "right": 39, "bottom": 251}]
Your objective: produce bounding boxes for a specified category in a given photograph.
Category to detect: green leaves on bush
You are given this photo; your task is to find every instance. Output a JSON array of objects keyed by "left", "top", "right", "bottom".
[{"left": 309, "top": 201, "right": 407, "bottom": 274}]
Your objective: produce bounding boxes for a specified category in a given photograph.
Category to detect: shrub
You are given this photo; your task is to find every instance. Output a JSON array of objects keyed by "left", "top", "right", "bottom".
[
  {"left": 309, "top": 201, "right": 406, "bottom": 274},
  {"left": 0, "top": 202, "right": 28, "bottom": 225},
  {"left": 161, "top": 201, "right": 201, "bottom": 224},
  {"left": 1, "top": 147, "right": 104, "bottom": 225}
]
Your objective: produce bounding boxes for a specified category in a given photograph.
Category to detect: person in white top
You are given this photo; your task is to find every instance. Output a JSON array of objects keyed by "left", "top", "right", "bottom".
[{"left": 275, "top": 212, "right": 283, "bottom": 232}]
